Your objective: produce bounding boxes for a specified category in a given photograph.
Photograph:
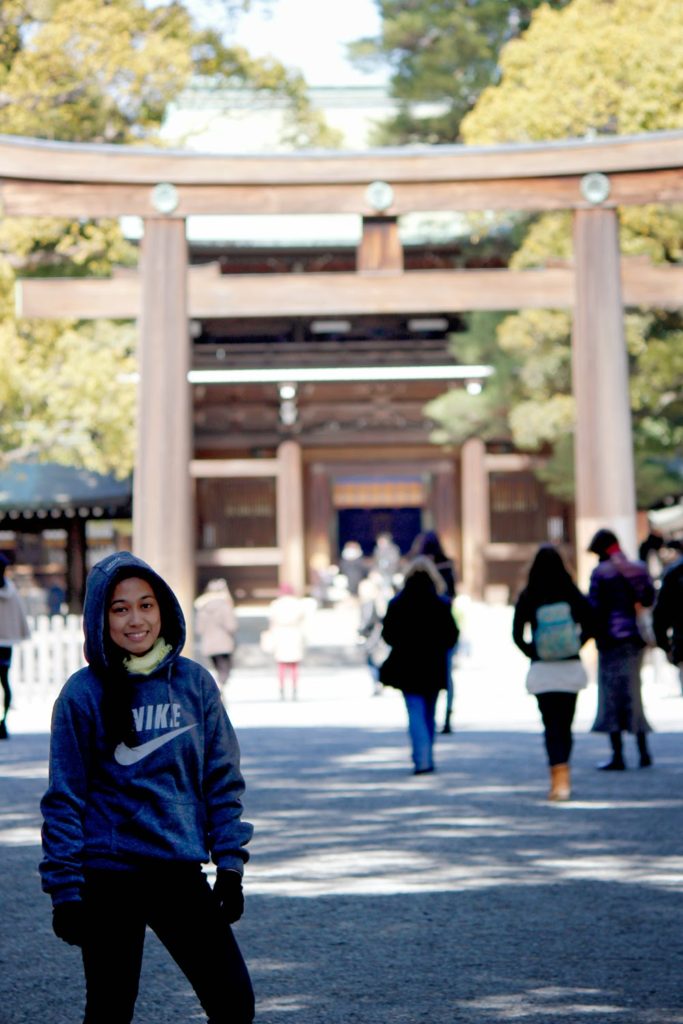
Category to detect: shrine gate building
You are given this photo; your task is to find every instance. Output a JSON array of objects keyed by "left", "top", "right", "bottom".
[{"left": 7, "top": 129, "right": 683, "bottom": 613}]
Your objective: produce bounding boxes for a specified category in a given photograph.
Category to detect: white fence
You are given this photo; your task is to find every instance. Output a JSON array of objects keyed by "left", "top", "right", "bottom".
[{"left": 10, "top": 615, "right": 86, "bottom": 704}]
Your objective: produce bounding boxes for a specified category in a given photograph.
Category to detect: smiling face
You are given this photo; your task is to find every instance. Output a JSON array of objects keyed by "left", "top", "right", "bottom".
[{"left": 108, "top": 576, "right": 161, "bottom": 656}]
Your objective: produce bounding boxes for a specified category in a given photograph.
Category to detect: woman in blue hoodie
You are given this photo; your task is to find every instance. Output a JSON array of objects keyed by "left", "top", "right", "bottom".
[{"left": 40, "top": 552, "right": 254, "bottom": 1024}]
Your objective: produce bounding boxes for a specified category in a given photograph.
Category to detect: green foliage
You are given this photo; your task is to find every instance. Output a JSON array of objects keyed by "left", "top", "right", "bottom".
[
  {"left": 0, "top": 218, "right": 137, "bottom": 278},
  {"left": 0, "top": 317, "right": 137, "bottom": 477},
  {"left": 0, "top": 0, "right": 194, "bottom": 144},
  {"left": 461, "top": 0, "right": 683, "bottom": 143},
  {"left": 0, "top": 0, "right": 337, "bottom": 148},
  {"left": 633, "top": 452, "right": 683, "bottom": 508},
  {"left": 356, "top": 0, "right": 683, "bottom": 504},
  {"left": 349, "top": 0, "right": 570, "bottom": 144},
  {"left": 426, "top": 312, "right": 520, "bottom": 444},
  {"left": 630, "top": 313, "right": 683, "bottom": 451},
  {"left": 451, "top": 0, "right": 683, "bottom": 506},
  {"left": 509, "top": 214, "right": 573, "bottom": 269},
  {"left": 534, "top": 435, "right": 575, "bottom": 503},
  {"left": 537, "top": 435, "right": 683, "bottom": 509}
]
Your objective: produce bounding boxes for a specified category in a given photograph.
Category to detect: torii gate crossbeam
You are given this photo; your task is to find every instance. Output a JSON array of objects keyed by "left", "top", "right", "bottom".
[{"left": 4, "top": 129, "right": 683, "bottom": 605}]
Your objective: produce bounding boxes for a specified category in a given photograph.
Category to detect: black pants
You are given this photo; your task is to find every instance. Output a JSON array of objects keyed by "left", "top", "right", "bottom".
[
  {"left": 536, "top": 691, "right": 578, "bottom": 766},
  {"left": 81, "top": 864, "right": 254, "bottom": 1024},
  {"left": 210, "top": 653, "right": 233, "bottom": 686},
  {"left": 0, "top": 646, "right": 12, "bottom": 720}
]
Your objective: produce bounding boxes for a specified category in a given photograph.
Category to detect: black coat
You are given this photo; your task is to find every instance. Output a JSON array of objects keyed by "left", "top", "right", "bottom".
[
  {"left": 432, "top": 558, "right": 456, "bottom": 599},
  {"left": 379, "top": 578, "right": 458, "bottom": 696},
  {"left": 653, "top": 557, "right": 683, "bottom": 664}
]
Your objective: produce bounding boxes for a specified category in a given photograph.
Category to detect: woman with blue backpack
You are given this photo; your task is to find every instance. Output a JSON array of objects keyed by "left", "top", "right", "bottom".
[{"left": 513, "top": 545, "right": 594, "bottom": 801}]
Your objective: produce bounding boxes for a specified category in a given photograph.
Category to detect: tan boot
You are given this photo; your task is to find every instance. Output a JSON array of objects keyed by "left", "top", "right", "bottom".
[{"left": 548, "top": 763, "right": 571, "bottom": 801}]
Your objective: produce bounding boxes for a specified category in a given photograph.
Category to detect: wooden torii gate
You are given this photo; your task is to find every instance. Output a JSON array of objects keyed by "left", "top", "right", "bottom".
[{"left": 6, "top": 130, "right": 683, "bottom": 613}]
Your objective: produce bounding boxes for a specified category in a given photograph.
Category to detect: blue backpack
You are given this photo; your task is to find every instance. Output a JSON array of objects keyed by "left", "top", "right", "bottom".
[{"left": 534, "top": 602, "right": 581, "bottom": 660}]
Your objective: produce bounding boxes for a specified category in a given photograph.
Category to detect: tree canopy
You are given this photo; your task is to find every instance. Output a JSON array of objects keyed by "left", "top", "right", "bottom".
[
  {"left": 348, "top": 0, "right": 570, "bottom": 144},
  {"left": 0, "top": 0, "right": 338, "bottom": 478},
  {"left": 461, "top": 0, "right": 683, "bottom": 142},
  {"left": 464, "top": 0, "right": 683, "bottom": 505},
  {"left": 0, "top": 0, "right": 335, "bottom": 147},
  {"left": 368, "top": 0, "right": 683, "bottom": 505}
]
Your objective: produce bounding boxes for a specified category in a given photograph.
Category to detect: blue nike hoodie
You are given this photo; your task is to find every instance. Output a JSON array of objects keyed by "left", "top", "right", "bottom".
[{"left": 40, "top": 551, "right": 253, "bottom": 906}]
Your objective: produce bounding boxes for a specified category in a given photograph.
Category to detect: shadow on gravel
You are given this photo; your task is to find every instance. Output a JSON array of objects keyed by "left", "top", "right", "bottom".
[{"left": 2, "top": 728, "right": 683, "bottom": 1023}]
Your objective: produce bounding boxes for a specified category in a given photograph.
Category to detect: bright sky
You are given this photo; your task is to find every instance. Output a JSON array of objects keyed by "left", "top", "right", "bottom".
[{"left": 198, "top": 0, "right": 387, "bottom": 87}]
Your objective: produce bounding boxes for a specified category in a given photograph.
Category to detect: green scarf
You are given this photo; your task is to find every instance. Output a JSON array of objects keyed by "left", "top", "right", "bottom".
[{"left": 122, "top": 637, "right": 173, "bottom": 676}]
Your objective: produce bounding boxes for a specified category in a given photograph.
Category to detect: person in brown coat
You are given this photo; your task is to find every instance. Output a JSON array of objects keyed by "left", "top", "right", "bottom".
[{"left": 194, "top": 579, "right": 238, "bottom": 695}]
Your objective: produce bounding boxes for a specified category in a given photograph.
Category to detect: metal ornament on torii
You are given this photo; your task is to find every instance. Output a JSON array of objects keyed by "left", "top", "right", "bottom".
[{"left": 7, "top": 130, "right": 683, "bottom": 612}]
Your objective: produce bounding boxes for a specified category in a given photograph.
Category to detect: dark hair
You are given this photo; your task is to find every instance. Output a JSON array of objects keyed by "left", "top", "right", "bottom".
[
  {"left": 524, "top": 544, "right": 576, "bottom": 603},
  {"left": 404, "top": 555, "right": 447, "bottom": 595},
  {"left": 587, "top": 528, "right": 619, "bottom": 557},
  {"left": 409, "top": 530, "right": 447, "bottom": 563}
]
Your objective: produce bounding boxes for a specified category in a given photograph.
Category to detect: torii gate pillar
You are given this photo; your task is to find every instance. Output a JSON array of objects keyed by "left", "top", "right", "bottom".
[
  {"left": 276, "top": 439, "right": 306, "bottom": 594},
  {"left": 572, "top": 207, "right": 638, "bottom": 585},
  {"left": 134, "top": 218, "right": 194, "bottom": 626}
]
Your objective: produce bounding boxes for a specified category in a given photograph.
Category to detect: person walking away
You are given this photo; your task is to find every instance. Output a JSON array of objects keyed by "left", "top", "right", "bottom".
[
  {"left": 652, "top": 547, "right": 683, "bottom": 694},
  {"left": 267, "top": 584, "right": 307, "bottom": 700},
  {"left": 379, "top": 557, "right": 459, "bottom": 774},
  {"left": 339, "top": 540, "right": 366, "bottom": 597},
  {"left": 372, "top": 532, "right": 401, "bottom": 587},
  {"left": 587, "top": 528, "right": 655, "bottom": 770},
  {"left": 40, "top": 551, "right": 254, "bottom": 1024},
  {"left": 512, "top": 545, "right": 594, "bottom": 800},
  {"left": 195, "top": 578, "right": 238, "bottom": 697},
  {"left": 357, "top": 570, "right": 393, "bottom": 696},
  {"left": 408, "top": 531, "right": 458, "bottom": 733},
  {"left": 0, "top": 553, "right": 31, "bottom": 739}
]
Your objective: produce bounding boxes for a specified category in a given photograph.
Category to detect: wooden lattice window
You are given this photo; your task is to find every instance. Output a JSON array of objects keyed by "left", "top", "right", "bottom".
[{"left": 196, "top": 478, "right": 277, "bottom": 549}]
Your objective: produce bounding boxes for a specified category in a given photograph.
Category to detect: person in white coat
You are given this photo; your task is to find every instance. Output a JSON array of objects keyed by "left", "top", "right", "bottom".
[
  {"left": 194, "top": 579, "right": 238, "bottom": 695},
  {"left": 0, "top": 553, "right": 31, "bottom": 738},
  {"left": 266, "top": 584, "right": 307, "bottom": 700}
]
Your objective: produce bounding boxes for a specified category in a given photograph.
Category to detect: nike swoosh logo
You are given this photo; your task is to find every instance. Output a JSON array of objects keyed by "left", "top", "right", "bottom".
[{"left": 114, "top": 725, "right": 197, "bottom": 766}]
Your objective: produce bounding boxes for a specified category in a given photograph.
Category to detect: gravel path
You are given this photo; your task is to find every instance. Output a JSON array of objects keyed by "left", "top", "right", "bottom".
[{"left": 2, "top": 608, "right": 683, "bottom": 1023}]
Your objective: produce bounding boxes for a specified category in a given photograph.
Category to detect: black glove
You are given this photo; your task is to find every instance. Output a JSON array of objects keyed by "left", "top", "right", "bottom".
[
  {"left": 213, "top": 869, "right": 244, "bottom": 924},
  {"left": 52, "top": 900, "right": 85, "bottom": 947}
]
